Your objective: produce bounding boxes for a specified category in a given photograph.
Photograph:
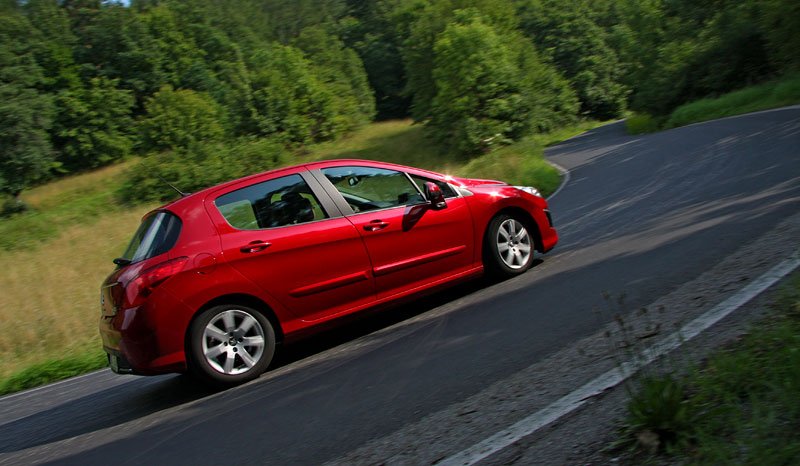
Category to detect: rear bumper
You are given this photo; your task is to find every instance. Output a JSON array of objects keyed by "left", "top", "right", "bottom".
[{"left": 99, "top": 296, "right": 190, "bottom": 375}]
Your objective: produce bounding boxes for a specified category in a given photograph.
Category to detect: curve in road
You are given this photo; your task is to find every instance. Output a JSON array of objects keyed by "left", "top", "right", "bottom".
[{"left": 1, "top": 107, "right": 798, "bottom": 465}]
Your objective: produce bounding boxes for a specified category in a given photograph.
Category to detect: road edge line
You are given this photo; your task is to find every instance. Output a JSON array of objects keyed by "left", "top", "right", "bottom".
[
  {"left": 440, "top": 251, "right": 800, "bottom": 466},
  {"left": 546, "top": 161, "right": 570, "bottom": 202}
]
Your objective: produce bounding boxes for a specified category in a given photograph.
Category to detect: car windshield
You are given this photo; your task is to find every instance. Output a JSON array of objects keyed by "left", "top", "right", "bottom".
[{"left": 120, "top": 211, "right": 182, "bottom": 264}]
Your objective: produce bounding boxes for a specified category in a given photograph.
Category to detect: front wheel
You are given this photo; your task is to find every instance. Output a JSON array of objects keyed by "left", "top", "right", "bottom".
[
  {"left": 484, "top": 214, "right": 535, "bottom": 277},
  {"left": 188, "top": 304, "right": 276, "bottom": 386}
]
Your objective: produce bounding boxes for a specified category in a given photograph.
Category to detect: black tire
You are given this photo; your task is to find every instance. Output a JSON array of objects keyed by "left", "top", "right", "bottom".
[
  {"left": 187, "top": 304, "right": 276, "bottom": 387},
  {"left": 484, "top": 214, "right": 535, "bottom": 278}
]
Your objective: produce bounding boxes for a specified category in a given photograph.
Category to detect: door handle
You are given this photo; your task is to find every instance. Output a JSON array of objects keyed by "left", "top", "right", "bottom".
[
  {"left": 240, "top": 240, "right": 271, "bottom": 253},
  {"left": 363, "top": 220, "right": 389, "bottom": 232}
]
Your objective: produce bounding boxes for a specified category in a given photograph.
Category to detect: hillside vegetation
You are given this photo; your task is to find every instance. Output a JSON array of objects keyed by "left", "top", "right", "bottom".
[
  {"left": 2, "top": 0, "right": 799, "bottom": 211},
  {"left": 1, "top": 0, "right": 799, "bottom": 390}
]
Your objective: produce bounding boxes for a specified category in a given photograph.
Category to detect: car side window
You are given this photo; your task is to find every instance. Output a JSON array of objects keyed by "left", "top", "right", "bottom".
[
  {"left": 215, "top": 174, "right": 328, "bottom": 229},
  {"left": 409, "top": 174, "right": 458, "bottom": 199},
  {"left": 321, "top": 166, "right": 425, "bottom": 213}
]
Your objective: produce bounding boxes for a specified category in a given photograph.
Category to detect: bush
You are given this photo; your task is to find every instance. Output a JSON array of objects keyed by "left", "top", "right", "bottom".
[
  {"left": 117, "top": 138, "right": 290, "bottom": 204},
  {"left": 625, "top": 374, "right": 693, "bottom": 452},
  {"left": 0, "top": 195, "right": 28, "bottom": 218},
  {"left": 626, "top": 113, "right": 663, "bottom": 134},
  {"left": 665, "top": 74, "right": 800, "bottom": 128},
  {"left": 140, "top": 86, "right": 227, "bottom": 153}
]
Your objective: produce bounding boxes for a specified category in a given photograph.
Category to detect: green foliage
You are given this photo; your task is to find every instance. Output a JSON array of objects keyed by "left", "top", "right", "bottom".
[
  {"left": 429, "top": 14, "right": 531, "bottom": 155},
  {"left": 427, "top": 11, "right": 576, "bottom": 156},
  {"left": 625, "top": 113, "right": 663, "bottom": 135},
  {"left": 760, "top": 0, "right": 800, "bottom": 72},
  {"left": 620, "top": 274, "right": 800, "bottom": 462},
  {"left": 141, "top": 86, "right": 226, "bottom": 152},
  {"left": 626, "top": 74, "right": 800, "bottom": 134},
  {"left": 0, "top": 12, "right": 55, "bottom": 198},
  {"left": 54, "top": 77, "right": 135, "bottom": 171},
  {"left": 625, "top": 374, "right": 693, "bottom": 451},
  {"left": 245, "top": 44, "right": 344, "bottom": 144},
  {"left": 517, "top": 0, "right": 629, "bottom": 119},
  {"left": 665, "top": 74, "right": 800, "bottom": 128},
  {"left": 398, "top": 0, "right": 521, "bottom": 121},
  {"left": 0, "top": 350, "right": 106, "bottom": 396},
  {"left": 343, "top": 0, "right": 410, "bottom": 119},
  {"left": 293, "top": 26, "right": 376, "bottom": 128},
  {"left": 117, "top": 138, "right": 290, "bottom": 204},
  {"left": 2, "top": 0, "right": 799, "bottom": 199}
]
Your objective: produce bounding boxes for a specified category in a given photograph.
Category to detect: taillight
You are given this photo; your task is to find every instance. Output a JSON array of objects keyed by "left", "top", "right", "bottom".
[{"left": 126, "top": 257, "right": 188, "bottom": 307}]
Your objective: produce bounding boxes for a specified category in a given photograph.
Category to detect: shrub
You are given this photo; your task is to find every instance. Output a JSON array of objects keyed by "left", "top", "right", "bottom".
[
  {"left": 626, "top": 113, "right": 663, "bottom": 134},
  {"left": 625, "top": 374, "right": 693, "bottom": 452},
  {"left": 117, "top": 138, "right": 290, "bottom": 204}
]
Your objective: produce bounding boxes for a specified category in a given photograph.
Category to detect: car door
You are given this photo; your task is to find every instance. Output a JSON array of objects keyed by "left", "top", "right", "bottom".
[
  {"left": 207, "top": 170, "right": 376, "bottom": 322},
  {"left": 315, "top": 165, "right": 475, "bottom": 301}
]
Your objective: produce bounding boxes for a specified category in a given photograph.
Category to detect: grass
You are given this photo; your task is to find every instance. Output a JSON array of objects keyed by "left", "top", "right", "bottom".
[
  {"left": 618, "top": 273, "right": 800, "bottom": 463},
  {"left": 0, "top": 162, "right": 137, "bottom": 252},
  {"left": 626, "top": 74, "right": 800, "bottom": 134},
  {"left": 0, "top": 118, "right": 603, "bottom": 393}
]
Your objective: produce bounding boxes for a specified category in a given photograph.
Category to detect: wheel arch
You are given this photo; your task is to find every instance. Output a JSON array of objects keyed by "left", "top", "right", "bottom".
[
  {"left": 484, "top": 206, "right": 543, "bottom": 252},
  {"left": 186, "top": 293, "right": 285, "bottom": 352}
]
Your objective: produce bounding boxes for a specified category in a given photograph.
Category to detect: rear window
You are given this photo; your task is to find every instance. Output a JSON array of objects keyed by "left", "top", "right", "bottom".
[
  {"left": 214, "top": 174, "right": 328, "bottom": 230},
  {"left": 121, "top": 211, "right": 182, "bottom": 264}
]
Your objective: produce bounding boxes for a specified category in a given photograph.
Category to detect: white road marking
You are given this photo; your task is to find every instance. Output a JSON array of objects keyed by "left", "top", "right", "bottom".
[
  {"left": 546, "top": 162, "right": 570, "bottom": 201},
  {"left": 440, "top": 251, "right": 800, "bottom": 466}
]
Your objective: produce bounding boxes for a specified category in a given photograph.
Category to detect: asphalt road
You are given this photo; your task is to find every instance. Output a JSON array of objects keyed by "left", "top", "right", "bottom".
[{"left": 1, "top": 107, "right": 799, "bottom": 465}]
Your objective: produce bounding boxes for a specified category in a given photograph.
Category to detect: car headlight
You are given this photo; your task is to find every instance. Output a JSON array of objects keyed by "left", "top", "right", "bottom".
[{"left": 513, "top": 186, "right": 541, "bottom": 197}]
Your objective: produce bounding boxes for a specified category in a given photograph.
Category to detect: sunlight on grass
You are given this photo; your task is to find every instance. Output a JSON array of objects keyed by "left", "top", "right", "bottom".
[{"left": 0, "top": 207, "right": 151, "bottom": 380}]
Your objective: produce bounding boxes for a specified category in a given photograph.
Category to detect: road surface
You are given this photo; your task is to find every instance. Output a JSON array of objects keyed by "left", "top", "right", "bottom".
[{"left": 1, "top": 107, "right": 798, "bottom": 465}]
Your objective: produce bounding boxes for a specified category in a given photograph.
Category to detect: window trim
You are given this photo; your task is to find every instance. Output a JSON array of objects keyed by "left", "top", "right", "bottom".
[
  {"left": 211, "top": 171, "right": 344, "bottom": 231},
  {"left": 311, "top": 166, "right": 431, "bottom": 217}
]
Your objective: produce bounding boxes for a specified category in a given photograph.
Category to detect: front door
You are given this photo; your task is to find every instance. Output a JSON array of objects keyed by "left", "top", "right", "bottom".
[{"left": 318, "top": 166, "right": 475, "bottom": 300}]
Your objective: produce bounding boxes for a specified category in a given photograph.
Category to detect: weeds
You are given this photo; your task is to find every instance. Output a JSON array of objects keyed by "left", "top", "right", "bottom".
[
  {"left": 626, "top": 74, "right": 800, "bottom": 134},
  {"left": 0, "top": 351, "right": 106, "bottom": 396},
  {"left": 611, "top": 272, "right": 800, "bottom": 463}
]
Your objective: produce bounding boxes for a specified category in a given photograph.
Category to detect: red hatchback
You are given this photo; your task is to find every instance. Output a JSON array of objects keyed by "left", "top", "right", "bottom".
[{"left": 99, "top": 160, "right": 558, "bottom": 386}]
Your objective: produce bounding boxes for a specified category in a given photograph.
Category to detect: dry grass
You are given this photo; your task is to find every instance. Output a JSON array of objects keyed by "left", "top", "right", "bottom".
[
  {"left": 0, "top": 207, "right": 150, "bottom": 379},
  {"left": 22, "top": 162, "right": 135, "bottom": 209}
]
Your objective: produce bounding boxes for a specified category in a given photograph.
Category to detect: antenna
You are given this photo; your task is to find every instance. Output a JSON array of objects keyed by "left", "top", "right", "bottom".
[{"left": 157, "top": 176, "right": 190, "bottom": 197}]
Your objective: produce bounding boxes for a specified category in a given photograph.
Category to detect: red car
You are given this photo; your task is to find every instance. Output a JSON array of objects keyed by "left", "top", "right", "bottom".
[{"left": 99, "top": 160, "right": 558, "bottom": 385}]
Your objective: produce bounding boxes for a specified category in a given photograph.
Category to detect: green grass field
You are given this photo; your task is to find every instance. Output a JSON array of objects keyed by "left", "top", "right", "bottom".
[{"left": 0, "top": 119, "right": 602, "bottom": 394}]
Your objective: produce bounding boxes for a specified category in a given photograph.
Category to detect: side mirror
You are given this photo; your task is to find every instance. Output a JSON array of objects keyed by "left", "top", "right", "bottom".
[{"left": 424, "top": 182, "right": 447, "bottom": 210}]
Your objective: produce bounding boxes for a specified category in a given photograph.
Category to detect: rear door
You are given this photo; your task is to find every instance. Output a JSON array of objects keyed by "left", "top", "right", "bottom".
[
  {"left": 315, "top": 165, "right": 475, "bottom": 300},
  {"left": 207, "top": 170, "right": 375, "bottom": 322}
]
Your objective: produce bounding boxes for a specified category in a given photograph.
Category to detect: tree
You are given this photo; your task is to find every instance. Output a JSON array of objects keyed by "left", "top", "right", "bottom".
[
  {"left": 516, "top": 0, "right": 629, "bottom": 119},
  {"left": 398, "top": 0, "right": 520, "bottom": 121},
  {"left": 428, "top": 12, "right": 576, "bottom": 156},
  {"left": 140, "top": 86, "right": 226, "bottom": 153},
  {"left": 53, "top": 77, "right": 135, "bottom": 171},
  {"left": 0, "top": 12, "right": 55, "bottom": 202},
  {"left": 293, "top": 26, "right": 375, "bottom": 128},
  {"left": 245, "top": 44, "right": 342, "bottom": 144}
]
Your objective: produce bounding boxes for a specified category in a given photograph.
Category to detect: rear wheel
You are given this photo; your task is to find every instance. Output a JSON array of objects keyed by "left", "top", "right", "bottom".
[
  {"left": 188, "top": 304, "right": 275, "bottom": 386},
  {"left": 484, "top": 214, "right": 535, "bottom": 277}
]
